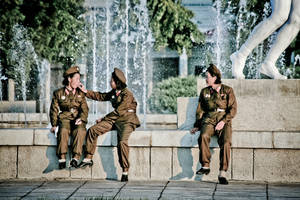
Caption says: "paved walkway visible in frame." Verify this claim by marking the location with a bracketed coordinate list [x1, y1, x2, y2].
[0, 180, 299, 200]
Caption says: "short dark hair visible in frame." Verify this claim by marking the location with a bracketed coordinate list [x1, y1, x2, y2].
[62, 72, 80, 86]
[207, 64, 222, 84]
[112, 72, 127, 90]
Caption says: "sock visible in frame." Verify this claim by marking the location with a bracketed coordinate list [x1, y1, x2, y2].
[83, 158, 91, 162]
[122, 172, 128, 175]
[58, 159, 66, 163]
[219, 170, 226, 177]
[202, 167, 210, 169]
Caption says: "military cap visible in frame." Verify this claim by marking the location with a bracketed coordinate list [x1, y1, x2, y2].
[63, 66, 80, 77]
[113, 68, 126, 84]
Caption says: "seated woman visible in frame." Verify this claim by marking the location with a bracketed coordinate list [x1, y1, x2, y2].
[50, 66, 89, 169]
[190, 64, 237, 184]
[78, 68, 140, 182]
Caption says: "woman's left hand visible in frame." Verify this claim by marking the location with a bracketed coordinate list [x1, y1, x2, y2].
[215, 120, 225, 131]
[75, 118, 82, 125]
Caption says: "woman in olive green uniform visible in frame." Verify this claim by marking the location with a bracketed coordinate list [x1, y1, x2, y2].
[78, 68, 140, 182]
[191, 64, 237, 185]
[50, 66, 89, 169]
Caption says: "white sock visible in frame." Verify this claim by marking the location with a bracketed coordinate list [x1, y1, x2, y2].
[122, 172, 128, 175]
[219, 170, 226, 177]
[58, 159, 66, 163]
[83, 158, 91, 162]
[202, 167, 210, 169]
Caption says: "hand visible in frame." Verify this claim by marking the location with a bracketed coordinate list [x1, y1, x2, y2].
[75, 118, 82, 125]
[50, 126, 57, 133]
[96, 118, 102, 123]
[215, 121, 225, 131]
[190, 127, 199, 134]
[78, 83, 87, 93]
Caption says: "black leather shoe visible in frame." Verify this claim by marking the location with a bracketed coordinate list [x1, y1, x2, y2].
[78, 160, 93, 168]
[70, 159, 79, 168]
[59, 162, 66, 169]
[121, 174, 128, 182]
[196, 168, 210, 175]
[218, 176, 228, 185]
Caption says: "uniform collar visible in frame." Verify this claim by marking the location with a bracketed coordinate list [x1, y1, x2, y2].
[65, 86, 76, 95]
[209, 84, 222, 94]
[115, 88, 126, 96]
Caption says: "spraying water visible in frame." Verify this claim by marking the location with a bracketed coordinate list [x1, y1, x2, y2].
[124, 0, 129, 79]
[84, 0, 152, 126]
[9, 25, 40, 126]
[106, 1, 110, 114]
[91, 8, 98, 116]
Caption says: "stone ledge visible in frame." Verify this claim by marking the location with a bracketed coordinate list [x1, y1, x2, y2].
[0, 101, 37, 113]
[1, 129, 300, 149]
[197, 79, 300, 97]
[177, 97, 300, 131]
[0, 129, 33, 145]
[273, 132, 300, 149]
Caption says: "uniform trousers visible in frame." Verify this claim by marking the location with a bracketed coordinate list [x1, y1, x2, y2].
[57, 119, 86, 158]
[86, 118, 135, 172]
[198, 112, 232, 171]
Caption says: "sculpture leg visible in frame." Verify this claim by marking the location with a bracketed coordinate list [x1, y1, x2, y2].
[260, 0, 300, 79]
[231, 0, 291, 79]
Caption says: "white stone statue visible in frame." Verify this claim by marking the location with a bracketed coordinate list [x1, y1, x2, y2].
[230, 0, 300, 79]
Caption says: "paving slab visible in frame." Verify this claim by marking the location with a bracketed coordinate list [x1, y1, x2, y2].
[115, 181, 167, 200]
[0, 181, 44, 199]
[160, 181, 215, 200]
[268, 184, 300, 198]
[214, 182, 267, 200]
[0, 180, 299, 200]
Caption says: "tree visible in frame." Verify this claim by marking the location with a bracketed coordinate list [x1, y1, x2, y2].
[147, 0, 205, 55]
[0, 0, 87, 75]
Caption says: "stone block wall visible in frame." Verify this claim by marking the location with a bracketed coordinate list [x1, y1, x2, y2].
[0, 128, 300, 182]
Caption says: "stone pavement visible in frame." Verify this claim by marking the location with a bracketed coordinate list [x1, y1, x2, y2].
[0, 180, 300, 200]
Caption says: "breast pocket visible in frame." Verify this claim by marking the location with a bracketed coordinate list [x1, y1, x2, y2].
[217, 94, 227, 108]
[59, 99, 69, 110]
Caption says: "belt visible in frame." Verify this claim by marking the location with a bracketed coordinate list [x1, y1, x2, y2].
[128, 109, 135, 113]
[216, 108, 225, 112]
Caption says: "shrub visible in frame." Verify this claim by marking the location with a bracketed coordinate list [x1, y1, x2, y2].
[148, 75, 197, 114]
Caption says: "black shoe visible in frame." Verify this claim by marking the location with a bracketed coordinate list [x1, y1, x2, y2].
[121, 174, 128, 182]
[78, 160, 93, 168]
[218, 176, 228, 185]
[59, 161, 66, 169]
[196, 168, 210, 175]
[70, 159, 79, 168]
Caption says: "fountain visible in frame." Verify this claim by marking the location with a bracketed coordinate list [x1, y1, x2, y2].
[0, 0, 295, 129]
[84, 0, 152, 128]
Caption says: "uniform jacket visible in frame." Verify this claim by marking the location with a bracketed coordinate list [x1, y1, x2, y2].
[50, 87, 89, 127]
[86, 88, 140, 127]
[194, 84, 237, 128]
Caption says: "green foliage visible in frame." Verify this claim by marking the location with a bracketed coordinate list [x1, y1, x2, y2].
[148, 76, 197, 113]
[147, 0, 205, 55]
[0, 0, 87, 73]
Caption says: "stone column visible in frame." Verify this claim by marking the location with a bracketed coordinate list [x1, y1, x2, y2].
[8, 79, 15, 102]
[179, 48, 188, 77]
[45, 63, 51, 119]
